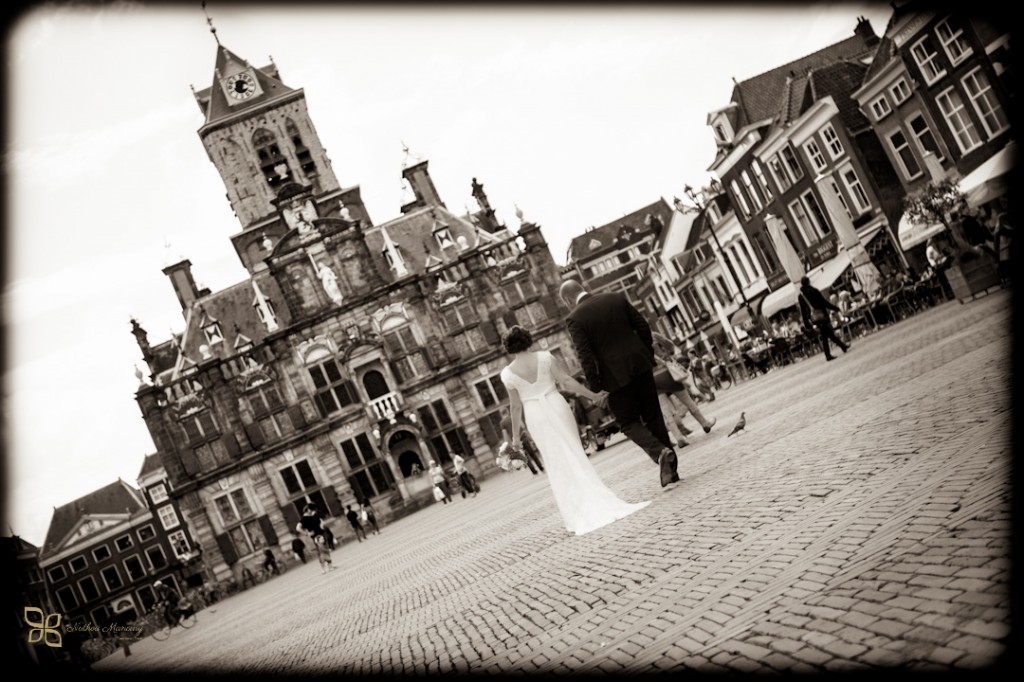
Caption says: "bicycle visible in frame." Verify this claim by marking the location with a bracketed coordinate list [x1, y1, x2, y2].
[151, 599, 197, 641]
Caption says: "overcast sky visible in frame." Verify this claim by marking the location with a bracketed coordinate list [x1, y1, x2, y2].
[3, 1, 895, 547]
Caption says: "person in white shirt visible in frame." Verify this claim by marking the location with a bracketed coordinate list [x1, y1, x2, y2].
[451, 453, 478, 498]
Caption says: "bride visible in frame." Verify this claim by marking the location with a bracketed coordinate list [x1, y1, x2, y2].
[500, 326, 650, 535]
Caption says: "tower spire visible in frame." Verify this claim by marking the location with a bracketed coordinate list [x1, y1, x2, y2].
[202, 1, 221, 46]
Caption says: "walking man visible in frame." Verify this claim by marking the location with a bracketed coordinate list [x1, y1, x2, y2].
[559, 279, 679, 487]
[346, 504, 368, 542]
[798, 276, 849, 361]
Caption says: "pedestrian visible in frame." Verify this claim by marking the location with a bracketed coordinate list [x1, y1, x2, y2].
[427, 460, 453, 503]
[499, 325, 649, 534]
[451, 452, 478, 498]
[295, 503, 334, 572]
[291, 535, 307, 564]
[323, 524, 335, 550]
[687, 349, 716, 401]
[499, 406, 544, 475]
[798, 276, 849, 361]
[312, 534, 334, 574]
[650, 333, 716, 447]
[346, 504, 367, 541]
[359, 499, 380, 535]
[559, 279, 680, 487]
[262, 548, 279, 575]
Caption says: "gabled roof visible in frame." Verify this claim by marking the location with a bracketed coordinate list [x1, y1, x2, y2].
[195, 45, 297, 125]
[157, 271, 289, 385]
[730, 33, 876, 128]
[363, 205, 493, 279]
[42, 480, 147, 557]
[137, 452, 163, 480]
[806, 61, 873, 131]
[566, 198, 673, 263]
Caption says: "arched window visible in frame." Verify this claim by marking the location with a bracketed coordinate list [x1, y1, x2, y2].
[362, 370, 390, 400]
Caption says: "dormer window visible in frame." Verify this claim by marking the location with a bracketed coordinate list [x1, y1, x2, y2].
[710, 113, 734, 145]
[382, 245, 407, 272]
[204, 322, 224, 345]
[434, 226, 455, 249]
[869, 95, 892, 121]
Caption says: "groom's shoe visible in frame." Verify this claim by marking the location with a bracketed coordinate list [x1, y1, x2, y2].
[658, 448, 677, 488]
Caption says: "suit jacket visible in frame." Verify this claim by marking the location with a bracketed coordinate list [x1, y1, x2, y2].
[798, 284, 839, 326]
[566, 291, 655, 393]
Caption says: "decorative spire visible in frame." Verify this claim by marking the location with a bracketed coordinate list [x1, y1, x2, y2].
[202, 1, 221, 46]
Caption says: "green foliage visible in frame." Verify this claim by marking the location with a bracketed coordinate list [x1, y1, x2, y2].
[902, 178, 968, 228]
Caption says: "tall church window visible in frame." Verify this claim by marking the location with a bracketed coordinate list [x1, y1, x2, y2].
[253, 128, 288, 188]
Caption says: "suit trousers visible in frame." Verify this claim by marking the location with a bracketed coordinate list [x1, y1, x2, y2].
[607, 371, 673, 464]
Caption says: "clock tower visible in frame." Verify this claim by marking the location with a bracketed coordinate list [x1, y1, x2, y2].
[193, 45, 343, 233]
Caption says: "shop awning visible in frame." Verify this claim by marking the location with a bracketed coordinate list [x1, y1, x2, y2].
[898, 212, 945, 251]
[761, 251, 852, 319]
[959, 139, 1015, 207]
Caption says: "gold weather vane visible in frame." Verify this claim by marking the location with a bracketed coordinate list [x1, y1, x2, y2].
[202, 1, 220, 46]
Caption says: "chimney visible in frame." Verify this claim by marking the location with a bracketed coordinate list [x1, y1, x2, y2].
[854, 16, 880, 46]
[162, 259, 201, 314]
[401, 160, 446, 214]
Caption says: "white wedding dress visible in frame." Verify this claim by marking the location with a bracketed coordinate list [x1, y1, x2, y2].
[500, 351, 650, 535]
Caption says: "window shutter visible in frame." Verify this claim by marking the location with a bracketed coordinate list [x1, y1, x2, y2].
[286, 405, 307, 430]
[389, 360, 406, 385]
[258, 515, 278, 547]
[480, 320, 500, 346]
[322, 485, 343, 517]
[222, 432, 241, 458]
[215, 533, 238, 566]
[456, 427, 475, 456]
[243, 422, 265, 450]
[479, 417, 499, 447]
[281, 503, 300, 533]
[540, 294, 560, 319]
[180, 449, 201, 476]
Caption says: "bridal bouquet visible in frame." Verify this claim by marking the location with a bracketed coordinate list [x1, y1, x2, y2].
[496, 441, 528, 472]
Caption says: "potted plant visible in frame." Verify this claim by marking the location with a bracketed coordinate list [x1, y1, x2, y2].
[903, 178, 1000, 302]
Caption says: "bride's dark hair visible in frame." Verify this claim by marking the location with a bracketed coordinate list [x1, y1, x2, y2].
[502, 326, 533, 354]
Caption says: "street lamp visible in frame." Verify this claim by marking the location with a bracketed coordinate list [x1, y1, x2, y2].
[682, 181, 757, 327]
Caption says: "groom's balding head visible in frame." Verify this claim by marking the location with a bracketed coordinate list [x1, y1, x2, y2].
[559, 279, 586, 307]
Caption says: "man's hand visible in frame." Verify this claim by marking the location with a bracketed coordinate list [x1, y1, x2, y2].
[594, 391, 610, 409]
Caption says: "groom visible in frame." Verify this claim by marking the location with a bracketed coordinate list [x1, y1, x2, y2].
[559, 279, 679, 487]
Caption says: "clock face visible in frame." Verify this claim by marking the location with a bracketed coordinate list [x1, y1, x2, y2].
[225, 72, 258, 101]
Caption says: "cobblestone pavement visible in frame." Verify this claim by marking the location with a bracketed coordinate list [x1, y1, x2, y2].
[96, 291, 1014, 676]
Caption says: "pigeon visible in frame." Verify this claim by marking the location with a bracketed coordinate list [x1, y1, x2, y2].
[727, 412, 746, 437]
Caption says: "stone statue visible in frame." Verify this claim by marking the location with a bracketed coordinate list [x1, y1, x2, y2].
[317, 262, 344, 304]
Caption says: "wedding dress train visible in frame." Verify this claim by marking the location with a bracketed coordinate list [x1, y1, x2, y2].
[501, 351, 650, 535]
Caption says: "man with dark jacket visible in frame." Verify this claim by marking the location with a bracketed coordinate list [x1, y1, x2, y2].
[560, 279, 678, 487]
[798, 276, 849, 361]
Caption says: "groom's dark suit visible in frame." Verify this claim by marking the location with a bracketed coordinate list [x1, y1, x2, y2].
[566, 291, 677, 479]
